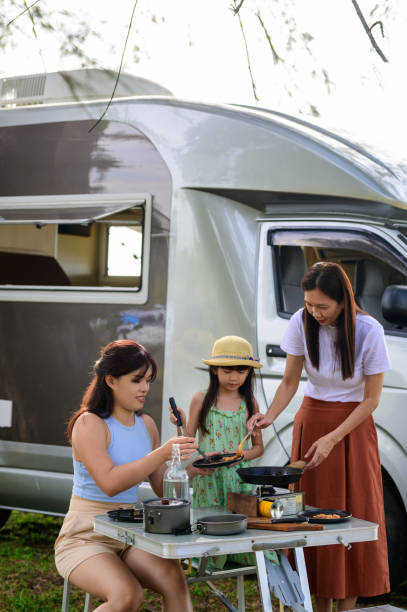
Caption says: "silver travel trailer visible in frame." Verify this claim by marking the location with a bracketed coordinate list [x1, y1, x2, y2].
[1, 70, 407, 586]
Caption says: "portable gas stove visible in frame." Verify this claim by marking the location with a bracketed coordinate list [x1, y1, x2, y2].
[229, 466, 306, 518]
[256, 485, 305, 517]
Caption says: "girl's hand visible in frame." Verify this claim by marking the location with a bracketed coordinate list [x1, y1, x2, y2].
[161, 436, 197, 462]
[304, 434, 336, 470]
[187, 464, 215, 478]
[247, 412, 273, 431]
[168, 404, 187, 428]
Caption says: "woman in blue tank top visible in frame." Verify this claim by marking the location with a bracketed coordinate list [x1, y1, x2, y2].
[55, 340, 197, 612]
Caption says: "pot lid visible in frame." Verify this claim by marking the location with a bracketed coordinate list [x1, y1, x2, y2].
[143, 497, 189, 507]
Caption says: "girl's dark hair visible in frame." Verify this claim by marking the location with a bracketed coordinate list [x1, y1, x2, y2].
[198, 366, 256, 435]
[67, 340, 157, 442]
[301, 262, 362, 379]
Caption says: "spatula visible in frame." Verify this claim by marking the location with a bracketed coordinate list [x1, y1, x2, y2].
[229, 426, 254, 460]
[169, 396, 207, 458]
[287, 460, 306, 470]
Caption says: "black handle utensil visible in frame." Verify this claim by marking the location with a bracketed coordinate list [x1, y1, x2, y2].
[169, 397, 207, 458]
[169, 397, 186, 436]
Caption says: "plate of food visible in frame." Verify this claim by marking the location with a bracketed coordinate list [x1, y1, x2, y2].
[192, 452, 244, 469]
[298, 509, 352, 524]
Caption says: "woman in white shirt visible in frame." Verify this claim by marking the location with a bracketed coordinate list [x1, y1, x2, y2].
[248, 261, 390, 612]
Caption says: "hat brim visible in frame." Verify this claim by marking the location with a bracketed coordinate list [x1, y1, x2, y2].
[202, 358, 262, 369]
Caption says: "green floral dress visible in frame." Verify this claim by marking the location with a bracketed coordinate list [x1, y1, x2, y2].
[192, 399, 256, 569]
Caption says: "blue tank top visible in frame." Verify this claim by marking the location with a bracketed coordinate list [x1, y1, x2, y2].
[72, 414, 153, 503]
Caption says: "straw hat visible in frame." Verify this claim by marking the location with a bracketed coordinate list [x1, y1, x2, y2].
[202, 336, 263, 369]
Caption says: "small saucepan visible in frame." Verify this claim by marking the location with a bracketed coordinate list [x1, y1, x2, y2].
[143, 498, 190, 534]
[196, 514, 247, 536]
[237, 466, 303, 488]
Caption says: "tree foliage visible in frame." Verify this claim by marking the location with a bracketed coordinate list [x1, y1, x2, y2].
[0, 0, 395, 117]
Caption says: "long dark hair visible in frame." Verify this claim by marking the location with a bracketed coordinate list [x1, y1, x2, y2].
[301, 262, 362, 379]
[67, 340, 157, 442]
[199, 366, 256, 436]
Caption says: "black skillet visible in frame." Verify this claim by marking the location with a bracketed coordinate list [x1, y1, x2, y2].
[237, 466, 303, 488]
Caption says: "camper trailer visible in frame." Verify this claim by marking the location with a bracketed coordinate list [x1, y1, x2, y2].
[1, 69, 407, 586]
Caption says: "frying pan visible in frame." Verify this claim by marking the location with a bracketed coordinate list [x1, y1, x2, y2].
[237, 466, 303, 488]
[196, 514, 247, 535]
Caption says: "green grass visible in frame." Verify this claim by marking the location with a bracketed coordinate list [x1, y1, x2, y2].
[0, 510, 406, 611]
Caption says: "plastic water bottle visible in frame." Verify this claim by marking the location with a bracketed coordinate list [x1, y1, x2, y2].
[163, 443, 189, 500]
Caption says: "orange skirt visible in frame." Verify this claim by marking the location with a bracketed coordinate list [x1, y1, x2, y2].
[291, 396, 390, 599]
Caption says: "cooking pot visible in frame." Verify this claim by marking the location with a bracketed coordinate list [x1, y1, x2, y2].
[237, 466, 303, 488]
[143, 498, 190, 534]
[196, 514, 247, 536]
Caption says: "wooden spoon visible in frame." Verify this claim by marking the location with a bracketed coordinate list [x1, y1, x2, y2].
[230, 427, 254, 460]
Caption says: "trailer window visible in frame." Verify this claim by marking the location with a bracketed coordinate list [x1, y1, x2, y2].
[269, 229, 407, 334]
[106, 227, 141, 277]
[0, 194, 151, 302]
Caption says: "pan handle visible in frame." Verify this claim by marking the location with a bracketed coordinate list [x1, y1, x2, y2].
[252, 538, 307, 551]
[195, 521, 206, 534]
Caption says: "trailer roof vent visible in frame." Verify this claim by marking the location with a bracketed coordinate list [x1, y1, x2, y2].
[0, 68, 172, 108]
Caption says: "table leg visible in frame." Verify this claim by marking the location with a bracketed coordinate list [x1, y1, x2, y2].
[237, 574, 245, 612]
[255, 551, 274, 611]
[293, 547, 312, 612]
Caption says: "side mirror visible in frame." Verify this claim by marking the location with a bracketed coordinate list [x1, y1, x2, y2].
[381, 285, 407, 326]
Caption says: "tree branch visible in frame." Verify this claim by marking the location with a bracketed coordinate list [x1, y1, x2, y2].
[7, 0, 42, 28]
[233, 0, 258, 102]
[24, 0, 38, 42]
[23, 0, 46, 71]
[89, 0, 140, 132]
[350, 0, 388, 62]
[255, 11, 282, 64]
[231, 0, 246, 15]
[370, 20, 384, 38]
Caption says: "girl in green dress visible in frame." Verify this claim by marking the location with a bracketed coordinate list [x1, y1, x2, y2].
[176, 335, 264, 569]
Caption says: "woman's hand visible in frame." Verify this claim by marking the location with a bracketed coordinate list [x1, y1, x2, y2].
[304, 434, 336, 470]
[161, 436, 197, 462]
[247, 412, 273, 431]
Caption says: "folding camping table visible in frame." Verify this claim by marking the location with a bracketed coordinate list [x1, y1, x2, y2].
[94, 506, 378, 612]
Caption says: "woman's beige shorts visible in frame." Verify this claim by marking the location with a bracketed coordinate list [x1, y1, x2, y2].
[55, 495, 134, 580]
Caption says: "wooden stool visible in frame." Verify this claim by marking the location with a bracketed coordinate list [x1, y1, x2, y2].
[61, 578, 91, 612]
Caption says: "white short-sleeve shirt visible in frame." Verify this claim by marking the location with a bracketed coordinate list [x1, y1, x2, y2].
[280, 309, 391, 402]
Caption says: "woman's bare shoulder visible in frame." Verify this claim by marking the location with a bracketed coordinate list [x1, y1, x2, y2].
[74, 411, 105, 430]
[72, 412, 109, 459]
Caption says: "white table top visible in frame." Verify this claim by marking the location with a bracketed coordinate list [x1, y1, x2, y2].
[94, 506, 378, 559]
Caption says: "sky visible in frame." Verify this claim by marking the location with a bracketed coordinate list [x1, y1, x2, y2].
[2, 0, 407, 155]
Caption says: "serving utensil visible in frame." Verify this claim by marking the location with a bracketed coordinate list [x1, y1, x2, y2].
[169, 397, 186, 437]
[287, 459, 306, 470]
[228, 426, 254, 461]
[169, 396, 208, 458]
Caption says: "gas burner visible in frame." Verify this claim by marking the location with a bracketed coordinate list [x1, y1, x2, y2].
[256, 485, 291, 498]
[256, 485, 276, 497]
